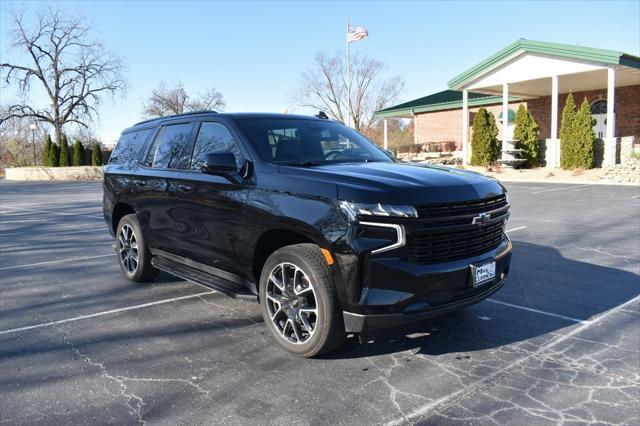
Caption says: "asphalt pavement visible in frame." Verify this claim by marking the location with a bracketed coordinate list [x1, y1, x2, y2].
[0, 180, 638, 425]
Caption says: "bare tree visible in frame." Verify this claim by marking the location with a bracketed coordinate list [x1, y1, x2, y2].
[293, 51, 404, 131]
[0, 108, 49, 169]
[0, 9, 126, 145]
[142, 81, 225, 118]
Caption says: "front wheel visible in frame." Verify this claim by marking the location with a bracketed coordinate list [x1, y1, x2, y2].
[259, 243, 346, 357]
[116, 214, 158, 282]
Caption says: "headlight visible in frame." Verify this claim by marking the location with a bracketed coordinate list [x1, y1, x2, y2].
[340, 201, 418, 222]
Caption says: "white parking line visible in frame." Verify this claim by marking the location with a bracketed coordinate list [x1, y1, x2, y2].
[0, 219, 56, 223]
[486, 298, 586, 323]
[387, 294, 640, 425]
[0, 291, 216, 336]
[505, 226, 527, 233]
[0, 254, 114, 271]
[531, 184, 592, 195]
[0, 205, 103, 219]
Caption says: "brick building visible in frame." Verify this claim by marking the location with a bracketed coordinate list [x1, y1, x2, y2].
[376, 39, 640, 167]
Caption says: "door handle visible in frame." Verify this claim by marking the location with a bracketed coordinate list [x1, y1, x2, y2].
[133, 179, 146, 187]
[178, 184, 193, 193]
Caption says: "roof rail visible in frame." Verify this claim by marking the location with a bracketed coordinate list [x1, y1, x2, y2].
[134, 110, 217, 126]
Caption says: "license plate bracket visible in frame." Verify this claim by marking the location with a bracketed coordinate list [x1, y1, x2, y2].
[471, 261, 496, 287]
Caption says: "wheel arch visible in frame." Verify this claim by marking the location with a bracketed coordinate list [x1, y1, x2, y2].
[111, 202, 135, 234]
[252, 227, 330, 285]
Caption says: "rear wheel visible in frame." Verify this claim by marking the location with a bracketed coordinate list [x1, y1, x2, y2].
[259, 243, 345, 357]
[116, 214, 158, 282]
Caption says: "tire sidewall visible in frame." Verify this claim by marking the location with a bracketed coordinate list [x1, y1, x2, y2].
[259, 245, 340, 357]
[116, 214, 153, 282]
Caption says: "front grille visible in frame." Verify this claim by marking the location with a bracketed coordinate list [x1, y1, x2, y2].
[416, 194, 507, 219]
[406, 195, 509, 264]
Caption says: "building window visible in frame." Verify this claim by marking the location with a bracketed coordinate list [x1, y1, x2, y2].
[590, 99, 607, 115]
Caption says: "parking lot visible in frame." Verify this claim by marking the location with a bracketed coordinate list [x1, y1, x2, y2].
[1, 179, 638, 425]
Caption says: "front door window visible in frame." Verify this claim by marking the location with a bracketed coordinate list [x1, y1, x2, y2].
[590, 100, 608, 139]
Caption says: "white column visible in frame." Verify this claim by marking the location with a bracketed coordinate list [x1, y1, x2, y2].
[383, 118, 388, 150]
[462, 89, 469, 166]
[501, 83, 509, 160]
[550, 75, 559, 168]
[413, 113, 418, 145]
[605, 67, 616, 166]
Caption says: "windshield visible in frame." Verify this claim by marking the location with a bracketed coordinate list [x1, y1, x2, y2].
[235, 118, 393, 166]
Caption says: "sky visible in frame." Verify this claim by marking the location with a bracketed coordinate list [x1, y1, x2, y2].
[1, 0, 639, 143]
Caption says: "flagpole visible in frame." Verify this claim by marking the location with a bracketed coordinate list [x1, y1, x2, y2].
[347, 17, 352, 128]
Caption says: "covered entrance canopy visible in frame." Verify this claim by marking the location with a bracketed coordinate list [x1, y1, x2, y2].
[448, 39, 640, 166]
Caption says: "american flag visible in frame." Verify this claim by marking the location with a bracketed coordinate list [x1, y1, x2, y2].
[347, 25, 368, 43]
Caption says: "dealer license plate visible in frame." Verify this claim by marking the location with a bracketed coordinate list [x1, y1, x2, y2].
[472, 261, 496, 287]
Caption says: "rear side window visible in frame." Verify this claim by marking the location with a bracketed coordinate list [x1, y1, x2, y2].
[190, 122, 242, 170]
[109, 129, 152, 165]
[146, 123, 193, 169]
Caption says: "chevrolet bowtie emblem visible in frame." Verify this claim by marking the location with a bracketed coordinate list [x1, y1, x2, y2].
[471, 212, 491, 225]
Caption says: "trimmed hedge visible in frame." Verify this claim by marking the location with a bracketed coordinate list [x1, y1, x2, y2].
[59, 134, 70, 167]
[513, 104, 540, 167]
[560, 92, 596, 169]
[73, 140, 86, 166]
[51, 142, 60, 167]
[470, 107, 500, 166]
[91, 143, 103, 166]
[42, 134, 53, 166]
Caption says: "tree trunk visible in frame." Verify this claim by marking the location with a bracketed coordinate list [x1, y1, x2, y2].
[54, 123, 63, 145]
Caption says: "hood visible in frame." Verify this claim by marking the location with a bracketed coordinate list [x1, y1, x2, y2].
[277, 162, 505, 205]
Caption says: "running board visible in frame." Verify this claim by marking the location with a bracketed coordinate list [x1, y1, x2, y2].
[151, 254, 257, 299]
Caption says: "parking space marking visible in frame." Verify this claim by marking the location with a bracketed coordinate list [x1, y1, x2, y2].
[0, 219, 60, 224]
[486, 298, 586, 323]
[0, 291, 216, 336]
[0, 206, 103, 219]
[0, 253, 114, 271]
[530, 184, 593, 195]
[1, 228, 108, 237]
[505, 226, 527, 233]
[387, 294, 640, 426]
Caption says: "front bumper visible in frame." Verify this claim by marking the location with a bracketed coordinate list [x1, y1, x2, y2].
[341, 236, 512, 333]
[343, 274, 507, 332]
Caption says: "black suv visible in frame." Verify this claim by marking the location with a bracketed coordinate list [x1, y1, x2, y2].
[103, 111, 512, 357]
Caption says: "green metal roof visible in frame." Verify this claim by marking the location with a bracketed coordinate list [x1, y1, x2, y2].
[448, 39, 640, 90]
[375, 90, 518, 118]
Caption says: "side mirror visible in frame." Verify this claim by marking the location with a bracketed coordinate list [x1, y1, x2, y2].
[201, 152, 239, 179]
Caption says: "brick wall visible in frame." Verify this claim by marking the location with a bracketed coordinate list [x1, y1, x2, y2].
[527, 84, 640, 139]
[414, 102, 524, 150]
[412, 84, 639, 149]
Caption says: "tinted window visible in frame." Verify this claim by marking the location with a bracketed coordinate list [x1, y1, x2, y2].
[109, 129, 152, 165]
[147, 123, 193, 169]
[191, 122, 242, 170]
[235, 119, 391, 165]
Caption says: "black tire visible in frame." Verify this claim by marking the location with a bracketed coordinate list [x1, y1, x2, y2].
[259, 243, 346, 357]
[116, 214, 158, 282]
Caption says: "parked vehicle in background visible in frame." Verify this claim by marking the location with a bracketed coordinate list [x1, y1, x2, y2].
[103, 110, 512, 357]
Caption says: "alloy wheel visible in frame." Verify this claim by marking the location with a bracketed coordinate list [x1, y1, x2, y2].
[266, 262, 319, 344]
[118, 224, 139, 274]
